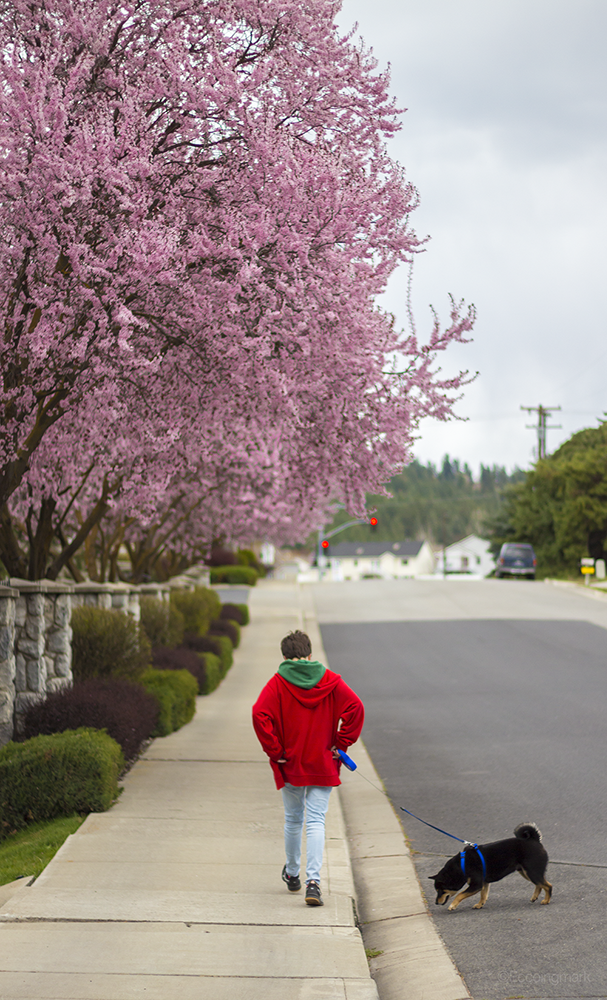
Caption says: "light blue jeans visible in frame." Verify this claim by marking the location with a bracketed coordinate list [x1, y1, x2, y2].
[281, 784, 332, 884]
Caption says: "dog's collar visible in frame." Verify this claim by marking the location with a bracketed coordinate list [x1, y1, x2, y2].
[460, 844, 487, 881]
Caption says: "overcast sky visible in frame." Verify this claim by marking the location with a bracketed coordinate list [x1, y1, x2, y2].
[337, 0, 607, 475]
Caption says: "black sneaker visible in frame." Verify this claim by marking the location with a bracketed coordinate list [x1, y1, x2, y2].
[305, 880, 323, 906]
[282, 865, 301, 891]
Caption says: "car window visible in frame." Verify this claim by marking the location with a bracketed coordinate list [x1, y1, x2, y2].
[503, 544, 534, 557]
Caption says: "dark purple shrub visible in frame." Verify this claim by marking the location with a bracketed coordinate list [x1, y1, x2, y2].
[182, 632, 222, 657]
[152, 646, 206, 694]
[206, 546, 238, 567]
[219, 603, 246, 626]
[19, 678, 159, 763]
[209, 617, 240, 648]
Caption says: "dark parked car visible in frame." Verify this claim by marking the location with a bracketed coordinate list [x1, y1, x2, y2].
[495, 543, 537, 580]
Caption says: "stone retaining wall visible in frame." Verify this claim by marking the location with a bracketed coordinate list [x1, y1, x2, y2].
[0, 567, 210, 745]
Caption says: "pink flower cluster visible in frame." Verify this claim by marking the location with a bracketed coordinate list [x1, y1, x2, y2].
[0, 0, 474, 580]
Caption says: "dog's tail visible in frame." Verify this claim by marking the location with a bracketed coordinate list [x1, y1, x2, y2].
[514, 822, 542, 841]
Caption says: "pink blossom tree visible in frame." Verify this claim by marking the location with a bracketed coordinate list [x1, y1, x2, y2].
[1, 0, 475, 580]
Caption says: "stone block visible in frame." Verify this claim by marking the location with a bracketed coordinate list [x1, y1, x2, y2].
[26, 593, 45, 618]
[46, 629, 71, 655]
[17, 636, 45, 658]
[0, 624, 14, 663]
[0, 596, 15, 626]
[53, 653, 72, 678]
[14, 690, 44, 719]
[55, 595, 72, 627]
[47, 677, 71, 694]
[15, 596, 27, 627]
[15, 653, 26, 691]
[26, 657, 47, 692]
[25, 615, 45, 640]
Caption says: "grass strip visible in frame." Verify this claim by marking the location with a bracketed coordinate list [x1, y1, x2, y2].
[0, 814, 85, 886]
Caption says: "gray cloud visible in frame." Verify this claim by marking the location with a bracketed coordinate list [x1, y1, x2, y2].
[338, 0, 607, 471]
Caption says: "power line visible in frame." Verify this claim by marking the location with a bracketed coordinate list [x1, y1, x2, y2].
[520, 404, 562, 459]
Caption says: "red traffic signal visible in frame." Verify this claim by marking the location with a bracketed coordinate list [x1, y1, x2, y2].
[321, 539, 330, 549]
[369, 517, 378, 527]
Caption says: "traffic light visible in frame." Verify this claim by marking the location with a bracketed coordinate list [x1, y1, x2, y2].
[321, 539, 330, 552]
[369, 516, 378, 532]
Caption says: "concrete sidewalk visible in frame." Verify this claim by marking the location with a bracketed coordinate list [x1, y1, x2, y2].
[0, 581, 468, 1000]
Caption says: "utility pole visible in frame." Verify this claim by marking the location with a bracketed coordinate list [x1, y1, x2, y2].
[521, 404, 562, 460]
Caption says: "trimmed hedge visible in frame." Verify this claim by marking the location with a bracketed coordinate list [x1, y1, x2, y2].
[210, 566, 257, 586]
[71, 605, 151, 681]
[170, 587, 221, 637]
[207, 632, 233, 674]
[220, 602, 249, 626]
[140, 596, 185, 650]
[209, 617, 240, 648]
[18, 678, 159, 764]
[236, 549, 266, 577]
[152, 646, 206, 694]
[182, 632, 221, 657]
[139, 668, 197, 737]
[0, 729, 123, 839]
[201, 652, 223, 694]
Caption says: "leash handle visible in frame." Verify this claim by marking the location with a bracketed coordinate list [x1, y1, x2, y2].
[336, 748, 357, 771]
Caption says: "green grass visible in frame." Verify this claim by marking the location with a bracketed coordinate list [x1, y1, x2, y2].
[0, 814, 85, 886]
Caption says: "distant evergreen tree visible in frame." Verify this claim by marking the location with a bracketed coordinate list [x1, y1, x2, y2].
[319, 458, 525, 548]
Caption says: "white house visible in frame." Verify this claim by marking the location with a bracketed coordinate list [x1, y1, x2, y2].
[435, 534, 495, 577]
[323, 540, 436, 581]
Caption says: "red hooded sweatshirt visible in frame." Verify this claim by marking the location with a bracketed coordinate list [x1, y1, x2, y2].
[252, 667, 364, 790]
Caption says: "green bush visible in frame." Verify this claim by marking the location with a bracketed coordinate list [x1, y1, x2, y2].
[170, 586, 221, 637]
[236, 549, 266, 576]
[140, 596, 185, 649]
[0, 729, 123, 839]
[210, 566, 257, 586]
[210, 617, 240, 648]
[201, 652, 223, 694]
[71, 605, 151, 681]
[220, 602, 249, 626]
[139, 668, 197, 737]
[209, 633, 233, 675]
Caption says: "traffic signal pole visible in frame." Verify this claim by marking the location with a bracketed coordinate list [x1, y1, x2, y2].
[317, 517, 378, 579]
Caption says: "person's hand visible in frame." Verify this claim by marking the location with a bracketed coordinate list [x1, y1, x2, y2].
[331, 746, 341, 759]
[277, 758, 287, 763]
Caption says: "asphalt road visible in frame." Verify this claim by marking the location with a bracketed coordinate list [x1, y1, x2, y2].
[315, 579, 607, 1000]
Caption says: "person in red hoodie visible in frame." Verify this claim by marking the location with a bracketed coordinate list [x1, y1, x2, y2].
[252, 629, 364, 906]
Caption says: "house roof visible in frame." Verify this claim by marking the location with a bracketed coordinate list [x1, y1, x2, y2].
[329, 541, 424, 558]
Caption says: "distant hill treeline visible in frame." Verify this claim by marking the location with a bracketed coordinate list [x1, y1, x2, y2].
[319, 457, 525, 548]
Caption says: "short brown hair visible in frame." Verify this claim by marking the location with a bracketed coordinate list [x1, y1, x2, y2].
[281, 630, 312, 659]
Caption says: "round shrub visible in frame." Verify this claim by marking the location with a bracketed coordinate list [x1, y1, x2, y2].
[140, 596, 185, 650]
[18, 678, 159, 764]
[210, 566, 257, 586]
[201, 652, 223, 694]
[219, 603, 249, 626]
[209, 617, 240, 648]
[152, 646, 206, 694]
[0, 729, 123, 837]
[236, 549, 266, 577]
[71, 606, 151, 681]
[140, 668, 197, 736]
[207, 546, 238, 567]
[170, 586, 221, 637]
[182, 632, 222, 656]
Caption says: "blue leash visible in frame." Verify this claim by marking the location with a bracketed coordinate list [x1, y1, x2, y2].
[337, 751, 487, 880]
[400, 805, 486, 878]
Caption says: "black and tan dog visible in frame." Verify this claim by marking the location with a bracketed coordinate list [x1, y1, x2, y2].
[429, 823, 552, 911]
